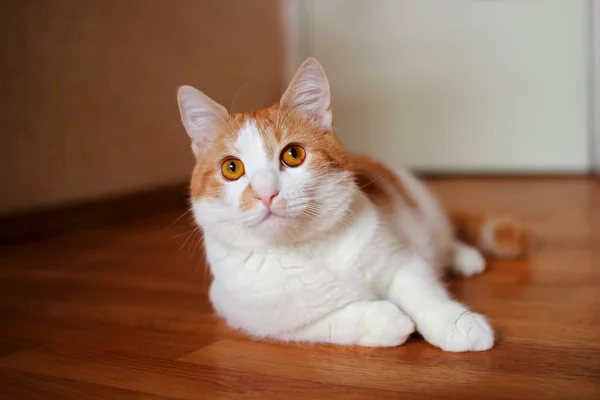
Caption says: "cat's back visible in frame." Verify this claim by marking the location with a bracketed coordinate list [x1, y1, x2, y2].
[351, 154, 421, 216]
[351, 154, 454, 266]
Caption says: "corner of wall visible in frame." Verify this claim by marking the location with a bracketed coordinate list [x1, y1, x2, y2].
[591, 0, 600, 173]
[281, 0, 310, 86]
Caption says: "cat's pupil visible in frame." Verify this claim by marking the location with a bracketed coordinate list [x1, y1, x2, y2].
[289, 148, 297, 158]
[228, 162, 236, 172]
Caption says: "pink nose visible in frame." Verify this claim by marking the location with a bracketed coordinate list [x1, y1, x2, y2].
[255, 192, 279, 208]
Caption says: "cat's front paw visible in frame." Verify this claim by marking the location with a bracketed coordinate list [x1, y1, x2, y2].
[356, 301, 415, 347]
[431, 311, 494, 352]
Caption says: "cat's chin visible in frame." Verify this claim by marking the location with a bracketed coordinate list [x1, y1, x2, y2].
[246, 211, 312, 243]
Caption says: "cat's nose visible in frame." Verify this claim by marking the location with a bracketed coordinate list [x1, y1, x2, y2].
[254, 191, 279, 208]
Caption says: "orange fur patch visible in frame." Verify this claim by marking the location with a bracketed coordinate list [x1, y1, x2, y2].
[451, 212, 531, 259]
[494, 222, 518, 245]
[239, 184, 256, 212]
[489, 219, 531, 257]
[351, 155, 418, 209]
[275, 108, 349, 174]
[190, 162, 223, 199]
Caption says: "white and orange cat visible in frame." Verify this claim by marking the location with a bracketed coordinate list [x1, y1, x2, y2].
[177, 57, 529, 352]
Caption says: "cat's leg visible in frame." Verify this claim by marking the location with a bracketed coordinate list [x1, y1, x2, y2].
[285, 300, 415, 347]
[449, 241, 486, 277]
[387, 255, 494, 352]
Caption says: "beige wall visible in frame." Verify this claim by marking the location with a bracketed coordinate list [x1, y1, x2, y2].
[304, 0, 589, 173]
[0, 0, 284, 214]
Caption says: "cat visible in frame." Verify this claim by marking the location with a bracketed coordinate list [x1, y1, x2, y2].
[176, 57, 530, 352]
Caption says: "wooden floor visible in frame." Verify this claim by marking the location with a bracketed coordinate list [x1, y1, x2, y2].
[1, 178, 599, 399]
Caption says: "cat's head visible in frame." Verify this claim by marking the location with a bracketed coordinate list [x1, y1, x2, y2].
[177, 57, 356, 248]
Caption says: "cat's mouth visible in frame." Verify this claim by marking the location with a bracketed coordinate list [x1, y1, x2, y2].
[255, 209, 290, 227]
[260, 210, 280, 223]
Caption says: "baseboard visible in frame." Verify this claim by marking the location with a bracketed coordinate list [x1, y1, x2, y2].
[0, 183, 189, 245]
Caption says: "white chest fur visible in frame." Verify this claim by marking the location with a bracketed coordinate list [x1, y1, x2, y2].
[201, 193, 397, 336]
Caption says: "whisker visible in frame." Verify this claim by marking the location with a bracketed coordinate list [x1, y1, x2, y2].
[167, 228, 197, 241]
[166, 122, 185, 131]
[359, 174, 385, 190]
[177, 228, 199, 253]
[188, 229, 202, 260]
[163, 208, 193, 234]
[230, 78, 250, 114]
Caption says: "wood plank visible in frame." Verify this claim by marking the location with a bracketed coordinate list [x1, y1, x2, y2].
[0, 369, 176, 399]
[179, 339, 600, 399]
[0, 318, 216, 360]
[0, 337, 40, 358]
[0, 345, 409, 400]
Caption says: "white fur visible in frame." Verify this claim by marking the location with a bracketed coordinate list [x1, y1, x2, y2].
[192, 122, 494, 352]
[451, 241, 486, 277]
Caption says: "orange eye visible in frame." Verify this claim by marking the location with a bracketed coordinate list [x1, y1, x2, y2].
[220, 158, 245, 181]
[281, 144, 306, 168]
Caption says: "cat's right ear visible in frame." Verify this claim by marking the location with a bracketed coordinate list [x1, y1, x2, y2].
[177, 85, 229, 158]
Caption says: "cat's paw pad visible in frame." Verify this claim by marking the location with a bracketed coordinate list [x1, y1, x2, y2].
[439, 311, 494, 352]
[357, 301, 415, 347]
[453, 244, 486, 277]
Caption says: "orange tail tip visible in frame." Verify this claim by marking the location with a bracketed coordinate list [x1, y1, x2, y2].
[452, 213, 532, 259]
[479, 216, 532, 259]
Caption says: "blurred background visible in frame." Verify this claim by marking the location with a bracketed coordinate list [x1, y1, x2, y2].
[0, 0, 597, 226]
[1, 2, 599, 395]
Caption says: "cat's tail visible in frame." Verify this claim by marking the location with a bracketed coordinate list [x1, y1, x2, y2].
[449, 212, 532, 259]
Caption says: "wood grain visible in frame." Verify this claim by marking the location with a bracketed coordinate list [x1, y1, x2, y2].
[1, 178, 599, 399]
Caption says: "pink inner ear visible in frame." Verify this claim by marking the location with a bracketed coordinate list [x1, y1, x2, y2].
[285, 82, 331, 128]
[281, 58, 332, 129]
[295, 85, 323, 108]
[178, 85, 229, 157]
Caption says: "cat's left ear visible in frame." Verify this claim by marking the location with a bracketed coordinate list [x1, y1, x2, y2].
[280, 57, 332, 129]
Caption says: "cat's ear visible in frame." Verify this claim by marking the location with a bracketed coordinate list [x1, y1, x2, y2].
[177, 85, 229, 158]
[280, 57, 332, 129]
